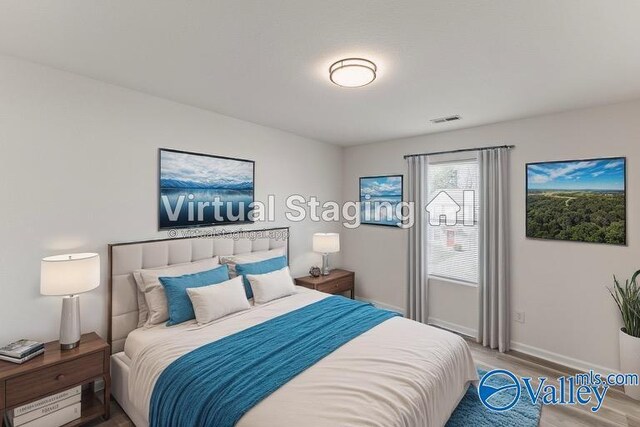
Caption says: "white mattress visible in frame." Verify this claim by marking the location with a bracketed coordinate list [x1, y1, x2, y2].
[111, 353, 148, 427]
[125, 290, 478, 427]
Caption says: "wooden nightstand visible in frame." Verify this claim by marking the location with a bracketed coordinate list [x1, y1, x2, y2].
[0, 333, 110, 426]
[295, 269, 355, 299]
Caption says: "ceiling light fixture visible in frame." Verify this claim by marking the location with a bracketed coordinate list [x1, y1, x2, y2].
[329, 58, 377, 88]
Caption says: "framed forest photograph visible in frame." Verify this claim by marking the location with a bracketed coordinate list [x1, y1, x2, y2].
[526, 157, 626, 245]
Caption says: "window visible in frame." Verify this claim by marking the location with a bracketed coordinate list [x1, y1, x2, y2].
[427, 159, 479, 284]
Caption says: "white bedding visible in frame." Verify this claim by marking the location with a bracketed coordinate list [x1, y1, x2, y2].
[127, 290, 478, 427]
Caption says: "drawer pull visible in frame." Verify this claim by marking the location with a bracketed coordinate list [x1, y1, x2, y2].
[56, 374, 65, 381]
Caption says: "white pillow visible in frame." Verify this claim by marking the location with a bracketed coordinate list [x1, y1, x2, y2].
[246, 266, 296, 305]
[220, 248, 286, 277]
[130, 281, 150, 329]
[186, 276, 250, 324]
[133, 257, 220, 326]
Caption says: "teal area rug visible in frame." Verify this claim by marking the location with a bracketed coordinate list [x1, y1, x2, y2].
[446, 369, 542, 427]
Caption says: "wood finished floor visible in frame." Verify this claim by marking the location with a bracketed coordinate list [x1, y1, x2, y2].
[95, 338, 640, 427]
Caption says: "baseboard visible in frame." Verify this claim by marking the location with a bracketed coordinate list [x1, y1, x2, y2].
[510, 341, 618, 376]
[355, 297, 618, 376]
[427, 317, 478, 339]
[356, 298, 478, 338]
[356, 297, 405, 315]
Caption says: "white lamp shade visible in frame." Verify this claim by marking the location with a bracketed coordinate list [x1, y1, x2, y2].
[313, 233, 340, 253]
[41, 253, 100, 296]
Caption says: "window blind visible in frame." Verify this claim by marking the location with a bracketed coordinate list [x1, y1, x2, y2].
[427, 160, 479, 284]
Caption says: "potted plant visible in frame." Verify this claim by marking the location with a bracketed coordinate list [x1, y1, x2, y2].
[609, 269, 640, 400]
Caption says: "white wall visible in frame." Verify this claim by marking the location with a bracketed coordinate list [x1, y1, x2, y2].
[0, 55, 343, 346]
[343, 100, 640, 372]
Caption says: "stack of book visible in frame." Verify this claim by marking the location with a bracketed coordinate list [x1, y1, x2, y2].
[0, 340, 44, 364]
[3, 385, 82, 427]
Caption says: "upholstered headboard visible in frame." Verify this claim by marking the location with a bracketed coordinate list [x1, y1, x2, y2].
[108, 227, 289, 354]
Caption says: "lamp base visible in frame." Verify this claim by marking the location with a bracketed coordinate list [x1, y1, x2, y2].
[60, 295, 81, 350]
[60, 341, 79, 350]
[321, 253, 331, 276]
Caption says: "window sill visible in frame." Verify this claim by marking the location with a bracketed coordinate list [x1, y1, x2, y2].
[428, 275, 479, 288]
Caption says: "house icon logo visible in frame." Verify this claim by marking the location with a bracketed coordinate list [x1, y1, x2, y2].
[425, 191, 460, 226]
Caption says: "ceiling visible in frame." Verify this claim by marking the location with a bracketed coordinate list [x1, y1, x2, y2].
[1, 1, 639, 146]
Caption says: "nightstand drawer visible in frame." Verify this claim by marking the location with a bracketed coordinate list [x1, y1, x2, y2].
[317, 277, 353, 294]
[6, 352, 103, 407]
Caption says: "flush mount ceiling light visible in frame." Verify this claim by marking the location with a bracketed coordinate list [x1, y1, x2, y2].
[329, 58, 377, 88]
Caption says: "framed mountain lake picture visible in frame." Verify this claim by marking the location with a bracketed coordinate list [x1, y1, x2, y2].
[359, 175, 403, 227]
[526, 157, 626, 245]
[159, 148, 255, 229]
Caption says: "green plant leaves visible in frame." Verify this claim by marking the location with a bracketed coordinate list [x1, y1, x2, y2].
[609, 270, 640, 338]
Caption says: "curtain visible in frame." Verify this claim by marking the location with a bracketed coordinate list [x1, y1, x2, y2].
[478, 148, 510, 352]
[406, 156, 429, 323]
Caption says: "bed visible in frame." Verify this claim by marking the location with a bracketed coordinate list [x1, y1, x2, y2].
[108, 227, 478, 427]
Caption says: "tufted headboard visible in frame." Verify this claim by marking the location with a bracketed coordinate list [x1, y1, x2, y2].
[108, 227, 289, 354]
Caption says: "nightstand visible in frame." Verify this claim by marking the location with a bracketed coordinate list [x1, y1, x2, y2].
[0, 332, 110, 426]
[295, 269, 355, 299]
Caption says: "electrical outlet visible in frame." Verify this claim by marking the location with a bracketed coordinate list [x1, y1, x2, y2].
[513, 311, 525, 324]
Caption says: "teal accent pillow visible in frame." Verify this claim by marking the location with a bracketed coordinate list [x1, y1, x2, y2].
[159, 265, 230, 326]
[235, 256, 288, 299]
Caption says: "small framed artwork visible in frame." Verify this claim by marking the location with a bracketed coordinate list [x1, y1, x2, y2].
[359, 175, 404, 227]
[159, 148, 255, 229]
[526, 157, 626, 245]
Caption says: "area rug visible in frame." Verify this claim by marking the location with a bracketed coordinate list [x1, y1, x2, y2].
[446, 369, 542, 427]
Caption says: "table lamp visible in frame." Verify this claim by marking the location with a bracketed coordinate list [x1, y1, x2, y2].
[41, 253, 100, 349]
[313, 233, 340, 276]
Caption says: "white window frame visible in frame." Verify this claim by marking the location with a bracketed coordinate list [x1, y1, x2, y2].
[426, 155, 480, 286]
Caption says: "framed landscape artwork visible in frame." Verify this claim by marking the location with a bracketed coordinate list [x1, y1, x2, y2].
[360, 175, 403, 227]
[159, 148, 255, 229]
[526, 157, 626, 245]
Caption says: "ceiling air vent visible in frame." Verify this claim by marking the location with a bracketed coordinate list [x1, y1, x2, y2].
[430, 115, 461, 124]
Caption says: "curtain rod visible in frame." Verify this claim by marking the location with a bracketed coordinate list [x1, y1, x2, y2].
[403, 144, 515, 159]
